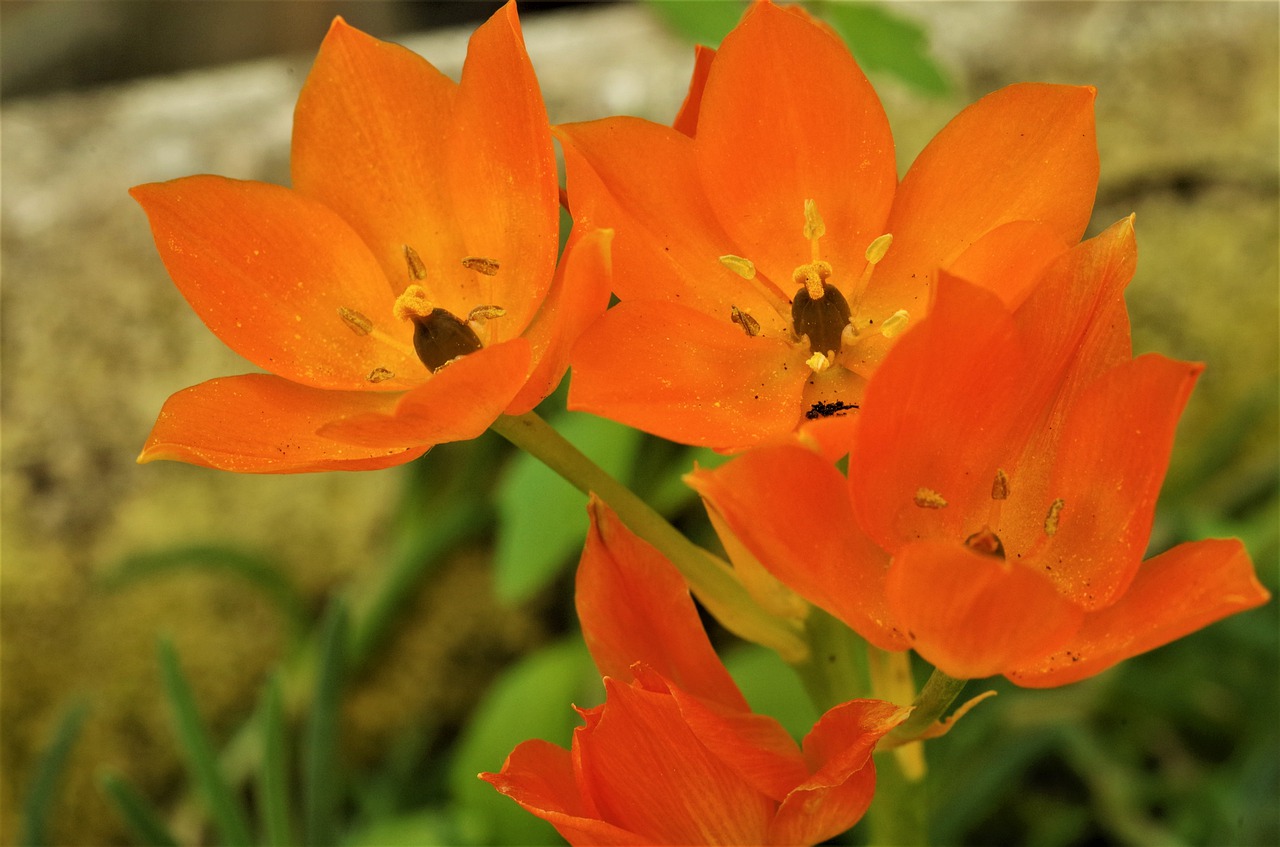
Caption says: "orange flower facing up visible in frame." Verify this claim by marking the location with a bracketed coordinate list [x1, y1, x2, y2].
[559, 0, 1098, 452]
[482, 500, 907, 845]
[132, 3, 608, 472]
[691, 219, 1270, 685]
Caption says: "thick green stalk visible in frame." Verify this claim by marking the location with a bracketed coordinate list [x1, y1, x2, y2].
[490, 412, 806, 661]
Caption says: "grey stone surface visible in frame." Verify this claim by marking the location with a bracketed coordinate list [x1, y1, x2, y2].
[1, 2, 1276, 841]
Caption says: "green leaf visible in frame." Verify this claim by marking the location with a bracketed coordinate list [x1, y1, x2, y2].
[645, 0, 748, 47]
[495, 411, 644, 603]
[157, 639, 254, 847]
[448, 639, 597, 846]
[19, 700, 88, 847]
[304, 601, 349, 847]
[99, 772, 181, 847]
[817, 2, 950, 96]
[101, 545, 308, 638]
[723, 644, 818, 740]
[258, 673, 293, 847]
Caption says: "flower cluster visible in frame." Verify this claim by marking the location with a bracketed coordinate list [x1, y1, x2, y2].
[132, 1, 1268, 843]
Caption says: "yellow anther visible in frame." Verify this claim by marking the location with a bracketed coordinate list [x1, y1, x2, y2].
[393, 284, 433, 321]
[805, 351, 831, 373]
[730, 305, 761, 337]
[338, 307, 373, 336]
[803, 198, 826, 241]
[366, 367, 394, 383]
[404, 245, 427, 281]
[914, 488, 948, 509]
[991, 469, 1010, 501]
[1044, 498, 1065, 536]
[880, 309, 910, 339]
[793, 261, 832, 301]
[467, 305, 506, 322]
[719, 254, 757, 280]
[461, 256, 500, 276]
[864, 233, 893, 265]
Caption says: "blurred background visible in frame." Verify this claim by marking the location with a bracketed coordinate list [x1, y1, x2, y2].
[2, 1, 1277, 845]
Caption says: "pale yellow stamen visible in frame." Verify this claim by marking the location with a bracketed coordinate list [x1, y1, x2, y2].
[719, 255, 757, 280]
[461, 256, 500, 276]
[803, 199, 826, 263]
[404, 245, 427, 281]
[914, 488, 948, 509]
[338, 307, 373, 336]
[880, 309, 910, 339]
[991, 469, 1010, 500]
[805, 351, 831, 373]
[393, 284, 433, 321]
[1044, 498, 1065, 536]
[730, 305, 761, 337]
[366, 367, 394, 383]
[467, 305, 506, 322]
[864, 233, 893, 265]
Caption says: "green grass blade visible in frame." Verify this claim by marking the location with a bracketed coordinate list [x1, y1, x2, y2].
[304, 601, 348, 847]
[157, 638, 254, 847]
[18, 700, 88, 847]
[259, 673, 294, 846]
[99, 772, 180, 847]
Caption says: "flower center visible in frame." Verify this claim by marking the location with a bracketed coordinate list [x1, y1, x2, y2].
[913, 468, 1067, 561]
[392, 246, 505, 373]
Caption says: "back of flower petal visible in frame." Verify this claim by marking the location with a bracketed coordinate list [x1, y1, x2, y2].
[672, 44, 717, 137]
[1007, 539, 1270, 687]
[577, 499, 749, 712]
[131, 176, 422, 392]
[139, 374, 426, 473]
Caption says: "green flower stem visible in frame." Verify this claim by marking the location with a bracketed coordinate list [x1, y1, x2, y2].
[491, 412, 806, 660]
[789, 607, 873, 709]
[869, 753, 929, 847]
[884, 667, 967, 747]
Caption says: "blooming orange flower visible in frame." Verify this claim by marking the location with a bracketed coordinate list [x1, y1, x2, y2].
[132, 4, 608, 472]
[559, 0, 1098, 452]
[482, 500, 907, 844]
[690, 220, 1270, 684]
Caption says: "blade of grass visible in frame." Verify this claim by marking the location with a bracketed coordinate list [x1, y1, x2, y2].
[157, 638, 254, 847]
[18, 700, 88, 847]
[99, 772, 180, 847]
[259, 673, 293, 846]
[304, 601, 348, 847]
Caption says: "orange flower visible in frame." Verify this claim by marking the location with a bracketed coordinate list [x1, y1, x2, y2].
[690, 220, 1270, 685]
[482, 500, 907, 845]
[132, 4, 608, 473]
[559, 0, 1098, 452]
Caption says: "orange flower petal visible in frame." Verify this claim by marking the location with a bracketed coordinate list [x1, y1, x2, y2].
[886, 541, 1084, 680]
[689, 445, 907, 651]
[849, 277, 1031, 550]
[1007, 539, 1271, 688]
[556, 120, 784, 328]
[1014, 354, 1203, 609]
[481, 739, 651, 846]
[139, 374, 426, 473]
[318, 338, 531, 448]
[866, 83, 1098, 319]
[770, 699, 907, 846]
[290, 18, 464, 302]
[131, 176, 422, 391]
[576, 499, 749, 712]
[672, 45, 716, 137]
[568, 300, 811, 450]
[443, 0, 558, 335]
[507, 225, 614, 416]
[695, 0, 896, 289]
[659, 676, 808, 802]
[576, 678, 774, 845]
[945, 220, 1072, 309]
